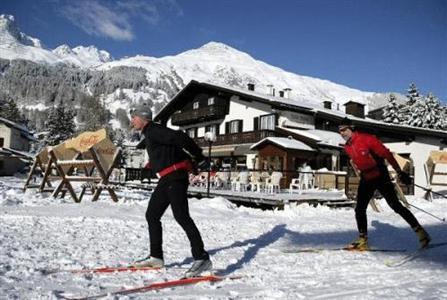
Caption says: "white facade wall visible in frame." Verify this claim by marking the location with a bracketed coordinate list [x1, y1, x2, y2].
[0, 124, 12, 148]
[0, 124, 29, 151]
[386, 136, 446, 197]
[220, 96, 272, 133]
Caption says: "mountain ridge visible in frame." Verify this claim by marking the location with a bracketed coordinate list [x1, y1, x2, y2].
[0, 14, 400, 131]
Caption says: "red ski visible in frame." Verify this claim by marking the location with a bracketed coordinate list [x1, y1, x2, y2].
[42, 265, 162, 275]
[64, 275, 241, 300]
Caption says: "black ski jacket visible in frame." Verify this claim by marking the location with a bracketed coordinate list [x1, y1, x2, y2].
[141, 121, 205, 176]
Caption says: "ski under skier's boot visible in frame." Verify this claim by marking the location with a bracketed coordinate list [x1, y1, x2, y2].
[414, 226, 431, 248]
[184, 259, 212, 278]
[132, 256, 164, 268]
[345, 235, 369, 251]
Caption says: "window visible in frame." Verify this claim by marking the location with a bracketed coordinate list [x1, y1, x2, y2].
[260, 114, 276, 130]
[186, 128, 197, 138]
[226, 120, 242, 134]
[208, 97, 215, 105]
[0, 138, 3, 148]
[193, 102, 199, 110]
[205, 124, 219, 135]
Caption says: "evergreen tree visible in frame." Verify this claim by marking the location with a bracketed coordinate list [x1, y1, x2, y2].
[46, 105, 76, 145]
[0, 99, 24, 123]
[423, 93, 447, 130]
[406, 93, 447, 130]
[406, 83, 420, 105]
[115, 108, 130, 129]
[77, 96, 111, 132]
[382, 94, 402, 124]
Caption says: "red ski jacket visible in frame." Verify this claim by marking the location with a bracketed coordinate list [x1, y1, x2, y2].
[344, 131, 400, 181]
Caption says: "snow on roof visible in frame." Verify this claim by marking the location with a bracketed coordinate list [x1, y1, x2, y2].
[0, 117, 30, 133]
[197, 80, 319, 110]
[278, 126, 345, 147]
[314, 106, 447, 137]
[251, 137, 315, 151]
[0, 117, 37, 141]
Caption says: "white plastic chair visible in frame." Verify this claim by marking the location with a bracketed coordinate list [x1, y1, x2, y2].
[300, 171, 314, 190]
[266, 172, 282, 194]
[214, 171, 229, 189]
[232, 171, 249, 192]
[289, 178, 301, 194]
[249, 171, 264, 192]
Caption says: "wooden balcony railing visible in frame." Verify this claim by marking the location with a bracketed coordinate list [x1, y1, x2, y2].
[171, 105, 228, 126]
[195, 130, 278, 147]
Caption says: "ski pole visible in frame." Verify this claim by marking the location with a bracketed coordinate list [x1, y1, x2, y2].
[414, 183, 447, 200]
[407, 202, 446, 222]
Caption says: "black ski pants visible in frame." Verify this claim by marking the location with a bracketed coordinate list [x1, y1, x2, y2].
[145, 176, 209, 260]
[355, 175, 420, 235]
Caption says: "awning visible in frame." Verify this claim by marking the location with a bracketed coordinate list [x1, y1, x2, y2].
[234, 144, 257, 156]
[201, 144, 256, 157]
[203, 145, 236, 157]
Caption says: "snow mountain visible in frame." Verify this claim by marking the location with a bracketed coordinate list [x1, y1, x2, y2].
[52, 44, 113, 67]
[0, 14, 112, 67]
[0, 14, 396, 130]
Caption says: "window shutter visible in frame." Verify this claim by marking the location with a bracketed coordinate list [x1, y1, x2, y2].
[238, 120, 243, 133]
[253, 117, 259, 131]
[225, 122, 230, 134]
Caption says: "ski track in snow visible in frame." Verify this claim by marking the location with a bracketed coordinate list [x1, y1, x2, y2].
[1, 176, 447, 299]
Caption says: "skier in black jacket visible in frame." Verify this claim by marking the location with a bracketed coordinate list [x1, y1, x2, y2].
[130, 103, 212, 278]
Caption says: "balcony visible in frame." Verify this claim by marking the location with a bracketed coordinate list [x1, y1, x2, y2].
[195, 130, 278, 147]
[171, 105, 228, 126]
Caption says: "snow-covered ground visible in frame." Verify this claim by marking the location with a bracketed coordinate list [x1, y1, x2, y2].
[1, 175, 446, 299]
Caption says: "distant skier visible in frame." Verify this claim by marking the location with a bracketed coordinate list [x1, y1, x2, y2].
[338, 117, 430, 250]
[129, 103, 212, 278]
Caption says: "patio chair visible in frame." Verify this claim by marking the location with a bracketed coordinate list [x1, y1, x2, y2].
[289, 177, 302, 194]
[249, 171, 264, 192]
[266, 171, 283, 194]
[231, 171, 249, 192]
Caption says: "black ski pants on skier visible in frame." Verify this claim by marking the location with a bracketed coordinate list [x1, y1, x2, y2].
[145, 174, 209, 261]
[355, 174, 420, 235]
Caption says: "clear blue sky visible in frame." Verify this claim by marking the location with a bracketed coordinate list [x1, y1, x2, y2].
[2, 0, 446, 102]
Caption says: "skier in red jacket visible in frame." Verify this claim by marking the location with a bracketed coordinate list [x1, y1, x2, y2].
[339, 118, 430, 250]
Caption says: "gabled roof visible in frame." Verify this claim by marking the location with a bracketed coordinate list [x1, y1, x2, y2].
[278, 126, 345, 148]
[0, 117, 37, 141]
[154, 80, 316, 123]
[251, 137, 315, 151]
[155, 80, 447, 140]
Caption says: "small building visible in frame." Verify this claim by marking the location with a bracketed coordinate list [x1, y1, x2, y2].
[0, 117, 36, 175]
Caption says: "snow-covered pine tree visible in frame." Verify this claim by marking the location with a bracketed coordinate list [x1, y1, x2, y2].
[382, 94, 402, 124]
[423, 93, 447, 130]
[406, 93, 447, 130]
[406, 83, 420, 105]
[46, 105, 76, 146]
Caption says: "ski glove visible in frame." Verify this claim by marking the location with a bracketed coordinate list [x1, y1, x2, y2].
[398, 171, 412, 185]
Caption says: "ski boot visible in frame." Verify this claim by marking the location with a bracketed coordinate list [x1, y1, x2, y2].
[132, 256, 164, 268]
[414, 226, 431, 248]
[345, 235, 369, 251]
[184, 259, 213, 278]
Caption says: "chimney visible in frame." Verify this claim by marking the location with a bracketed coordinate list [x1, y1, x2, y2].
[344, 100, 365, 118]
[323, 100, 332, 110]
[266, 84, 275, 96]
[283, 88, 292, 98]
[247, 83, 255, 91]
